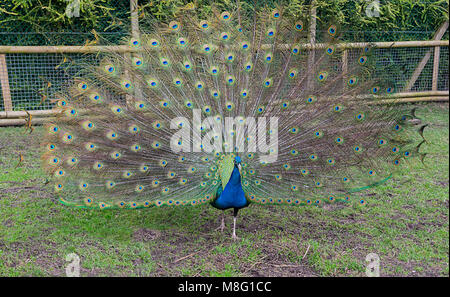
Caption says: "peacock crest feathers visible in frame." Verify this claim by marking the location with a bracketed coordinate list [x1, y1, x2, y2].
[42, 3, 424, 210]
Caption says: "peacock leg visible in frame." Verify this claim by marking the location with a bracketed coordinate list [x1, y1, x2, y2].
[232, 208, 240, 240]
[215, 211, 225, 232]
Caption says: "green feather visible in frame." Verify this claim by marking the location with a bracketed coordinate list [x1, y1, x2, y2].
[42, 4, 426, 213]
[218, 154, 234, 190]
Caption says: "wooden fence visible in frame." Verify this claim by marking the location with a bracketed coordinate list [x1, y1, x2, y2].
[0, 0, 448, 126]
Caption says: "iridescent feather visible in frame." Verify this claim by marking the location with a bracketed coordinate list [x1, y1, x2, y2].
[41, 3, 425, 239]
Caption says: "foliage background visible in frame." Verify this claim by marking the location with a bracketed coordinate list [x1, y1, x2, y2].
[0, 0, 448, 46]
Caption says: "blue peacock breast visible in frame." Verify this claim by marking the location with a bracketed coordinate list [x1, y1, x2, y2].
[211, 166, 248, 210]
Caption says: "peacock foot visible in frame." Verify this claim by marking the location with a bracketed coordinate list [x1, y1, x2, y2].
[215, 222, 225, 232]
[215, 212, 225, 232]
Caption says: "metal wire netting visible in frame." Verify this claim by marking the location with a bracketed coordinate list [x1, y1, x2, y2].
[0, 53, 99, 111]
[0, 44, 448, 112]
[438, 46, 449, 91]
[374, 46, 448, 92]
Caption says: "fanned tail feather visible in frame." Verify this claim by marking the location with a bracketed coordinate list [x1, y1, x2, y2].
[41, 3, 426, 209]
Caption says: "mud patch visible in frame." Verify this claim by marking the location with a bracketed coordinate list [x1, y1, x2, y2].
[133, 228, 161, 242]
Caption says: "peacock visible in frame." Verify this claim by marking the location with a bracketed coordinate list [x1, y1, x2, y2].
[41, 2, 426, 240]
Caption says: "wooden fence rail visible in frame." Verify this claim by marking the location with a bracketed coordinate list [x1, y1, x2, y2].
[0, 40, 448, 54]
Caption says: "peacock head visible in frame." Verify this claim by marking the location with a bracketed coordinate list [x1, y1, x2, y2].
[234, 155, 242, 172]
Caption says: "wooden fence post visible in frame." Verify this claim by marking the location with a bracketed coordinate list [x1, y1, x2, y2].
[307, 1, 317, 91]
[126, 0, 142, 106]
[405, 21, 448, 91]
[342, 49, 348, 88]
[130, 0, 139, 38]
[0, 54, 13, 112]
[432, 45, 441, 91]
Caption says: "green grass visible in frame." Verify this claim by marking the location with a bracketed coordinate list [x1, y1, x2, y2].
[0, 103, 448, 276]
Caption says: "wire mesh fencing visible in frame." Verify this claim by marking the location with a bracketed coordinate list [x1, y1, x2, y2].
[0, 53, 97, 111]
[373, 45, 448, 92]
[0, 42, 448, 112]
[1, 0, 448, 113]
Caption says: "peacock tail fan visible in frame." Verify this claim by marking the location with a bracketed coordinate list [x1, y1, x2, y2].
[41, 2, 425, 210]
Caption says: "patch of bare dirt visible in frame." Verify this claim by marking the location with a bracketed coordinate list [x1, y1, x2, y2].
[133, 228, 161, 242]
[0, 240, 64, 276]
